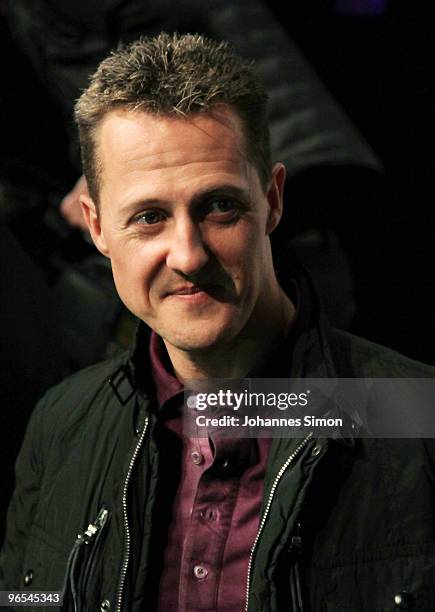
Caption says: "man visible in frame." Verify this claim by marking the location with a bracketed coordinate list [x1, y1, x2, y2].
[1, 33, 435, 612]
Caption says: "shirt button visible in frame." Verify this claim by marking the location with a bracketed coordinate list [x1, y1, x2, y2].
[394, 591, 414, 609]
[203, 508, 217, 522]
[193, 564, 208, 579]
[23, 570, 33, 585]
[191, 450, 204, 465]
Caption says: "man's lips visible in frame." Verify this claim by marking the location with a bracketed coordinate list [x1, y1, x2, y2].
[162, 282, 234, 303]
[170, 285, 206, 296]
[163, 283, 225, 302]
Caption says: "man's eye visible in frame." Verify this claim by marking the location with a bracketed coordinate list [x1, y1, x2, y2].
[207, 198, 237, 216]
[135, 210, 165, 225]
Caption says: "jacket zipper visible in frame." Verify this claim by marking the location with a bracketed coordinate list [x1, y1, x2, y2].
[62, 506, 110, 612]
[82, 507, 111, 601]
[115, 416, 149, 612]
[245, 433, 313, 612]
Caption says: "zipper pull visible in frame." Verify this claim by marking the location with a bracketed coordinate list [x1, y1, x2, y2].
[62, 507, 110, 612]
[289, 521, 305, 611]
[289, 521, 303, 555]
[80, 507, 110, 545]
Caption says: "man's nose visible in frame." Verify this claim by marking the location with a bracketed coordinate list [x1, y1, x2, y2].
[166, 219, 209, 276]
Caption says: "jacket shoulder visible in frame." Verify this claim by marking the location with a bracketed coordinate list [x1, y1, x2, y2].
[328, 328, 435, 378]
[33, 351, 133, 421]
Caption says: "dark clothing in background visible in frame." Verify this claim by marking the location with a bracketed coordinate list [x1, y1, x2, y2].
[5, 0, 381, 236]
[0, 227, 64, 543]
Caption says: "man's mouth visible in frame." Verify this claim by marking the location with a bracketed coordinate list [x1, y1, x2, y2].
[170, 285, 206, 296]
[164, 283, 226, 304]
[163, 281, 234, 303]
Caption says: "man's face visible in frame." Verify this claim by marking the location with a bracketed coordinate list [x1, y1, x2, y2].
[82, 106, 285, 352]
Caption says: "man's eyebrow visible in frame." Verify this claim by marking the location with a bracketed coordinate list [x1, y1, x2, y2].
[119, 184, 251, 218]
[119, 197, 167, 218]
[190, 185, 251, 208]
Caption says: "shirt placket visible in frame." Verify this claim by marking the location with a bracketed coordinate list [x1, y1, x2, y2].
[177, 436, 240, 612]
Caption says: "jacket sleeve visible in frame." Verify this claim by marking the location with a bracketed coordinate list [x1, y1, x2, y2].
[0, 395, 47, 590]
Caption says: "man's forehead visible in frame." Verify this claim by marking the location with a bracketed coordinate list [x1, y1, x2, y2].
[96, 106, 248, 170]
[95, 105, 261, 212]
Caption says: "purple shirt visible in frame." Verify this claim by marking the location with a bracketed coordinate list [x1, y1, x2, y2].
[149, 332, 273, 612]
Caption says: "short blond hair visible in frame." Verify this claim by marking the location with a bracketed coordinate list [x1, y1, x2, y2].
[74, 33, 271, 203]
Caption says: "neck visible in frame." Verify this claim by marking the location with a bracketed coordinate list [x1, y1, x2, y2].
[163, 284, 296, 382]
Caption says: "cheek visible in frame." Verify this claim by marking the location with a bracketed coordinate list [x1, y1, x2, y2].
[215, 223, 267, 278]
[210, 219, 263, 260]
[105, 241, 154, 304]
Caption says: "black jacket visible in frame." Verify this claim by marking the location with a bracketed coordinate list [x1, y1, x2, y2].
[1, 275, 435, 612]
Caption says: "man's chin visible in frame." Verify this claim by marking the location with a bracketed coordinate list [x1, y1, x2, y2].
[161, 327, 231, 353]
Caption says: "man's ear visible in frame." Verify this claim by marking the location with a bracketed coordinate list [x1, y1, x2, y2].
[266, 162, 286, 235]
[80, 195, 110, 257]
